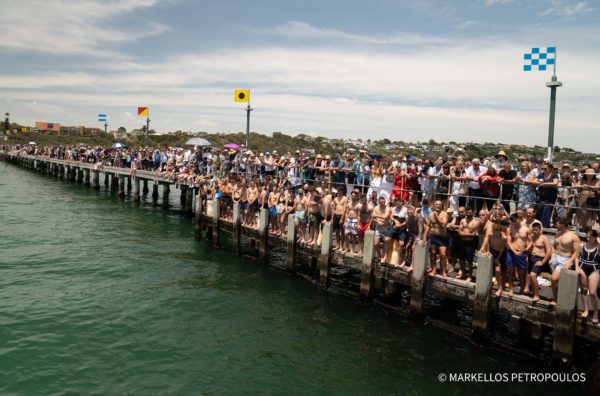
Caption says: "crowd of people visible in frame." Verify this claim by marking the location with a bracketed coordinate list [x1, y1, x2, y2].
[4, 142, 600, 318]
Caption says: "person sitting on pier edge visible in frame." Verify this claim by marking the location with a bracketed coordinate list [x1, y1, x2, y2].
[550, 217, 581, 306]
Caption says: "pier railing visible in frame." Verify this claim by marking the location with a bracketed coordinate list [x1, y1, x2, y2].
[2, 152, 598, 368]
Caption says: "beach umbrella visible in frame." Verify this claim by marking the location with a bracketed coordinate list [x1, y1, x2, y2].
[28, 141, 36, 145]
[224, 143, 240, 149]
[111, 143, 126, 148]
[185, 137, 211, 146]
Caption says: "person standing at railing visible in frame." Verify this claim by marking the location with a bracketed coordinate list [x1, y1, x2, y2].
[465, 158, 487, 214]
[532, 163, 559, 228]
[576, 168, 600, 233]
[515, 161, 537, 211]
[478, 166, 500, 211]
[497, 161, 517, 214]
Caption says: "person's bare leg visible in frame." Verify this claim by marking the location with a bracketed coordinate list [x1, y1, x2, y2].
[429, 248, 438, 276]
[495, 264, 504, 297]
[507, 267, 514, 297]
[530, 272, 540, 302]
[550, 270, 560, 306]
[398, 242, 406, 267]
[439, 246, 448, 279]
[381, 237, 391, 263]
[588, 272, 599, 322]
[518, 269, 527, 294]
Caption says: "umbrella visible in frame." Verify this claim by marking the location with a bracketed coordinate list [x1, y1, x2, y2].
[111, 143, 126, 148]
[224, 143, 240, 150]
[28, 141, 36, 145]
[185, 137, 211, 146]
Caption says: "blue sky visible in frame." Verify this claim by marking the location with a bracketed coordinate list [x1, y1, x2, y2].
[1, 0, 599, 152]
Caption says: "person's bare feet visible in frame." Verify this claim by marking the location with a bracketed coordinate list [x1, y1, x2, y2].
[549, 300, 557, 307]
[581, 310, 589, 319]
[407, 266, 414, 273]
[508, 288, 514, 297]
[532, 295, 540, 303]
[465, 277, 472, 283]
[593, 314, 599, 324]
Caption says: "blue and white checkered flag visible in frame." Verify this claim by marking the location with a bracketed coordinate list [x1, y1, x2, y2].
[523, 47, 556, 71]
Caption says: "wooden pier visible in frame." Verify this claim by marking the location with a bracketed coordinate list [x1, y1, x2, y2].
[2, 153, 599, 368]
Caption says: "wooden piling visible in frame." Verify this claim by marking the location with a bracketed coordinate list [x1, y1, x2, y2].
[258, 209, 269, 264]
[409, 243, 429, 316]
[110, 173, 118, 192]
[286, 214, 296, 270]
[185, 186, 194, 215]
[117, 174, 125, 197]
[232, 203, 241, 254]
[212, 199, 220, 248]
[92, 170, 100, 189]
[360, 230, 376, 300]
[318, 222, 333, 288]
[143, 179, 149, 194]
[133, 178, 141, 203]
[152, 183, 159, 201]
[104, 173, 109, 187]
[552, 270, 578, 366]
[77, 167, 84, 184]
[83, 169, 90, 186]
[194, 194, 203, 240]
[162, 183, 170, 208]
[472, 253, 494, 337]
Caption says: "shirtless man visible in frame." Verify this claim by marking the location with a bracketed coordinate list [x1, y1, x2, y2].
[332, 188, 348, 251]
[237, 179, 248, 225]
[481, 217, 509, 297]
[257, 184, 268, 230]
[425, 200, 449, 278]
[372, 196, 392, 263]
[522, 207, 542, 229]
[529, 222, 552, 302]
[246, 182, 258, 227]
[550, 217, 581, 305]
[405, 206, 419, 271]
[458, 207, 479, 282]
[267, 184, 280, 234]
[506, 213, 531, 296]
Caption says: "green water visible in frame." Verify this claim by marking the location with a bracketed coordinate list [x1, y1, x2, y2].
[0, 162, 583, 395]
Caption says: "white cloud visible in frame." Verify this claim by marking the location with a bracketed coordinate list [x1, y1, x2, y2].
[245, 21, 451, 46]
[483, 0, 514, 5]
[539, 1, 594, 18]
[2, 20, 599, 152]
[0, 0, 169, 57]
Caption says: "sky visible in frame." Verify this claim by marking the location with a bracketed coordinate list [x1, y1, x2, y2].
[1, 0, 599, 152]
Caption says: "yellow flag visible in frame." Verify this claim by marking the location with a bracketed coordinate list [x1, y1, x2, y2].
[234, 89, 249, 102]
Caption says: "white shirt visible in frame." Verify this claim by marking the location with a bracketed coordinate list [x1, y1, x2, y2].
[466, 165, 488, 190]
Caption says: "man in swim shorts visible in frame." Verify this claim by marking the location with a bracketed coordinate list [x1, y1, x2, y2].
[550, 217, 580, 305]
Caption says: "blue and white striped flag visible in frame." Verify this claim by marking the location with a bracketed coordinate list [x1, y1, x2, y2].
[98, 113, 107, 122]
[523, 47, 555, 71]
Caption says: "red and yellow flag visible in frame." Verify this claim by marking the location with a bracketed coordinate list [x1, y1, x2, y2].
[137, 107, 149, 116]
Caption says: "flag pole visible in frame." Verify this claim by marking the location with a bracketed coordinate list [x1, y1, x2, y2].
[245, 101, 252, 150]
[545, 46, 562, 163]
[146, 116, 150, 146]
